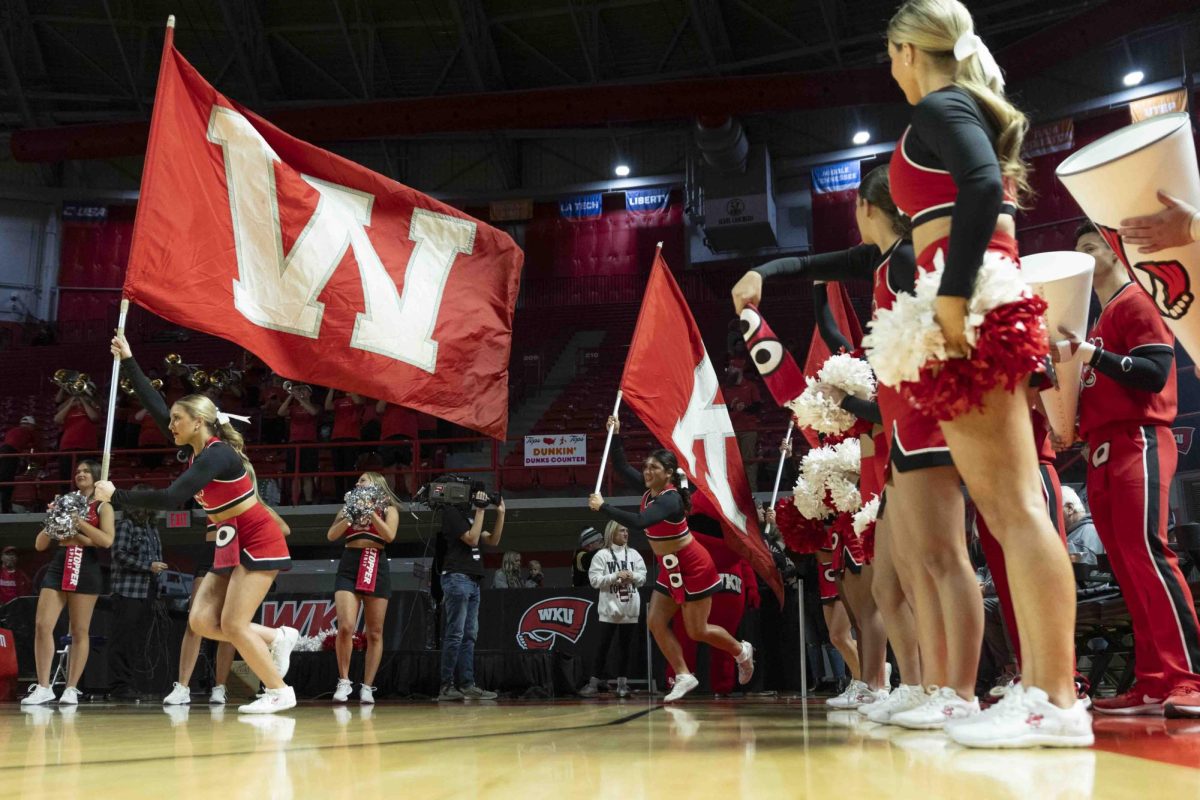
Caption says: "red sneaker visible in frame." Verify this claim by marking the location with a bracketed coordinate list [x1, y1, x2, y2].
[1092, 689, 1163, 716]
[1164, 688, 1200, 719]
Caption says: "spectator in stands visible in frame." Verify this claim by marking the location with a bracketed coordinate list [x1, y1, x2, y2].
[54, 393, 99, 488]
[437, 489, 505, 701]
[279, 382, 319, 504]
[326, 390, 364, 497]
[579, 521, 647, 698]
[572, 526, 604, 587]
[134, 383, 171, 468]
[259, 374, 289, 444]
[1062, 486, 1105, 567]
[358, 397, 383, 469]
[525, 559, 544, 588]
[722, 365, 763, 489]
[0, 547, 32, 604]
[493, 551, 524, 588]
[376, 401, 418, 498]
[108, 493, 166, 700]
[0, 415, 36, 513]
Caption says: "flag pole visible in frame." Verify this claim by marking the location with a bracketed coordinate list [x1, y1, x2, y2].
[100, 298, 130, 482]
[762, 419, 795, 538]
[593, 391, 623, 494]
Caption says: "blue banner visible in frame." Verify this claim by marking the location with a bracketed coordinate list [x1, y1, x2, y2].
[559, 193, 603, 220]
[811, 160, 861, 194]
[625, 187, 670, 214]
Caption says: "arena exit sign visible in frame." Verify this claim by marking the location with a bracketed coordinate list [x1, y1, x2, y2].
[166, 511, 190, 529]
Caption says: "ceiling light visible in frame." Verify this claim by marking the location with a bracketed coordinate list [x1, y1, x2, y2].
[1123, 70, 1144, 87]
[852, 130, 871, 145]
[614, 164, 631, 177]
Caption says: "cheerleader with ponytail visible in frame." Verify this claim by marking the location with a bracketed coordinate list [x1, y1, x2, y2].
[588, 417, 754, 702]
[95, 332, 298, 714]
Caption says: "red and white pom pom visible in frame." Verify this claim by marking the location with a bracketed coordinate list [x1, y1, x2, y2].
[863, 247, 1048, 419]
[775, 496, 826, 555]
[816, 353, 876, 401]
[792, 473, 827, 520]
[827, 475, 862, 514]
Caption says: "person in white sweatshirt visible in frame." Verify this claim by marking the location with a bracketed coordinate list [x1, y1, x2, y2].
[579, 521, 648, 698]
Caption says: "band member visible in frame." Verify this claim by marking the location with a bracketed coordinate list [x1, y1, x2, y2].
[588, 418, 754, 702]
[327, 472, 400, 704]
[325, 391, 364, 496]
[1054, 224, 1200, 718]
[732, 165, 925, 721]
[880, 0, 1088, 747]
[279, 383, 319, 505]
[22, 460, 114, 706]
[96, 332, 298, 714]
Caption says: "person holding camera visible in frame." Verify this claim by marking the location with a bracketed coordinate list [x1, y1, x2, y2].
[580, 521, 646, 698]
[437, 486, 505, 701]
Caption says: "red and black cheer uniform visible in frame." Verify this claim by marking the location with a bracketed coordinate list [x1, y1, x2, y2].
[602, 437, 721, 604]
[334, 516, 392, 598]
[41, 499, 105, 594]
[114, 357, 290, 575]
[1078, 282, 1200, 696]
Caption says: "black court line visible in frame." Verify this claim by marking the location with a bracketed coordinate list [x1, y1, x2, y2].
[0, 704, 660, 771]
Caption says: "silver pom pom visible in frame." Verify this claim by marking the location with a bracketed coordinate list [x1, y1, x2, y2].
[342, 484, 385, 525]
[44, 492, 88, 540]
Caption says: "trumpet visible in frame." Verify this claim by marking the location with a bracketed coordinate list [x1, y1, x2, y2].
[71, 374, 96, 397]
[283, 380, 312, 400]
[207, 371, 226, 392]
[119, 378, 137, 397]
[151, 378, 163, 391]
[51, 369, 79, 390]
[164, 353, 182, 368]
[187, 368, 208, 390]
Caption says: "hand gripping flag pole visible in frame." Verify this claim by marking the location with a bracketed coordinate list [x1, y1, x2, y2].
[593, 391, 624, 495]
[763, 419, 795, 538]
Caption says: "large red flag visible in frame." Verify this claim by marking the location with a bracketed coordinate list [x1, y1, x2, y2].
[124, 25, 523, 439]
[620, 251, 784, 604]
[798, 282, 863, 447]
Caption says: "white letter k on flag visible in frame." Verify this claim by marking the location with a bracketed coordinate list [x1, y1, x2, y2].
[671, 354, 749, 535]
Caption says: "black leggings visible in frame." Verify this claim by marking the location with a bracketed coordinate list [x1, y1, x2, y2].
[592, 621, 638, 681]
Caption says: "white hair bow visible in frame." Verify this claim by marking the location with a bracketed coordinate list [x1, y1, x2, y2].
[216, 409, 252, 426]
[953, 32, 1005, 90]
[676, 469, 689, 490]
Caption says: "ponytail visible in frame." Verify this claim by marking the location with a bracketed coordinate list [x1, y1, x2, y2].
[887, 0, 1032, 204]
[858, 165, 912, 238]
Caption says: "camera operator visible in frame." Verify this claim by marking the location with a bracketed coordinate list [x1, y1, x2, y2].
[437, 487, 505, 701]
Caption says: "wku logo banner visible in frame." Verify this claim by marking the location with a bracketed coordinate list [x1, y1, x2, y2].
[515, 597, 594, 650]
[620, 252, 784, 604]
[260, 599, 349, 638]
[124, 27, 523, 439]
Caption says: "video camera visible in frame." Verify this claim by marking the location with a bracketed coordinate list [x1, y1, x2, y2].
[416, 475, 502, 510]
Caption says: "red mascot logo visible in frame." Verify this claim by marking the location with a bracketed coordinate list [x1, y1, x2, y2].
[1097, 224, 1193, 319]
[515, 597, 594, 650]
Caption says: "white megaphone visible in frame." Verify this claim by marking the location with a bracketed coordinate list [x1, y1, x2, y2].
[1056, 112, 1200, 356]
[1020, 251, 1095, 440]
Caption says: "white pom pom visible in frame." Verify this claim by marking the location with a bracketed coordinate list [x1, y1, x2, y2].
[792, 474, 826, 520]
[817, 353, 876, 400]
[827, 475, 862, 513]
[830, 438, 862, 476]
[853, 495, 881, 534]
[787, 383, 856, 435]
[864, 247, 1030, 388]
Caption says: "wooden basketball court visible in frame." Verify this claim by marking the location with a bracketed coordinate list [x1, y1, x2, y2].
[2, 698, 1198, 799]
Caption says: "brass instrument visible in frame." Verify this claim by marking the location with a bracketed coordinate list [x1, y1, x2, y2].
[187, 368, 208, 390]
[71, 373, 96, 397]
[283, 380, 312, 400]
[164, 353, 182, 368]
[207, 370, 226, 392]
[119, 378, 137, 397]
[150, 378, 164, 391]
[51, 369, 79, 390]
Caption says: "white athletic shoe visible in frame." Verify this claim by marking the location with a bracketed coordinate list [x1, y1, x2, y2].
[736, 641, 755, 685]
[948, 685, 1094, 749]
[885, 661, 893, 687]
[269, 627, 300, 680]
[664, 673, 699, 703]
[867, 684, 926, 724]
[21, 684, 56, 706]
[57, 686, 81, 705]
[332, 678, 353, 703]
[891, 686, 979, 730]
[163, 682, 191, 705]
[209, 684, 227, 705]
[238, 686, 297, 715]
[853, 686, 891, 713]
[827, 679, 868, 709]
[359, 685, 376, 705]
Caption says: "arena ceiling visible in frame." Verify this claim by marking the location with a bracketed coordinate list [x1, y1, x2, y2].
[0, 0, 1197, 193]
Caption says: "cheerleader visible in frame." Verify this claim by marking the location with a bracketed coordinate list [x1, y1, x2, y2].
[326, 472, 400, 704]
[732, 165, 925, 720]
[588, 419, 753, 702]
[95, 333, 299, 714]
[22, 460, 114, 705]
[874, 0, 1088, 747]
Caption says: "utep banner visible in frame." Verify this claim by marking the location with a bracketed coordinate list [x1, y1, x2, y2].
[811, 160, 861, 195]
[559, 193, 603, 220]
[625, 188, 670, 214]
[524, 433, 587, 466]
[123, 27, 523, 440]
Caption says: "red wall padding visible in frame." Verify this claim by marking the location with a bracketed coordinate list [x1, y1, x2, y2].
[58, 205, 136, 321]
